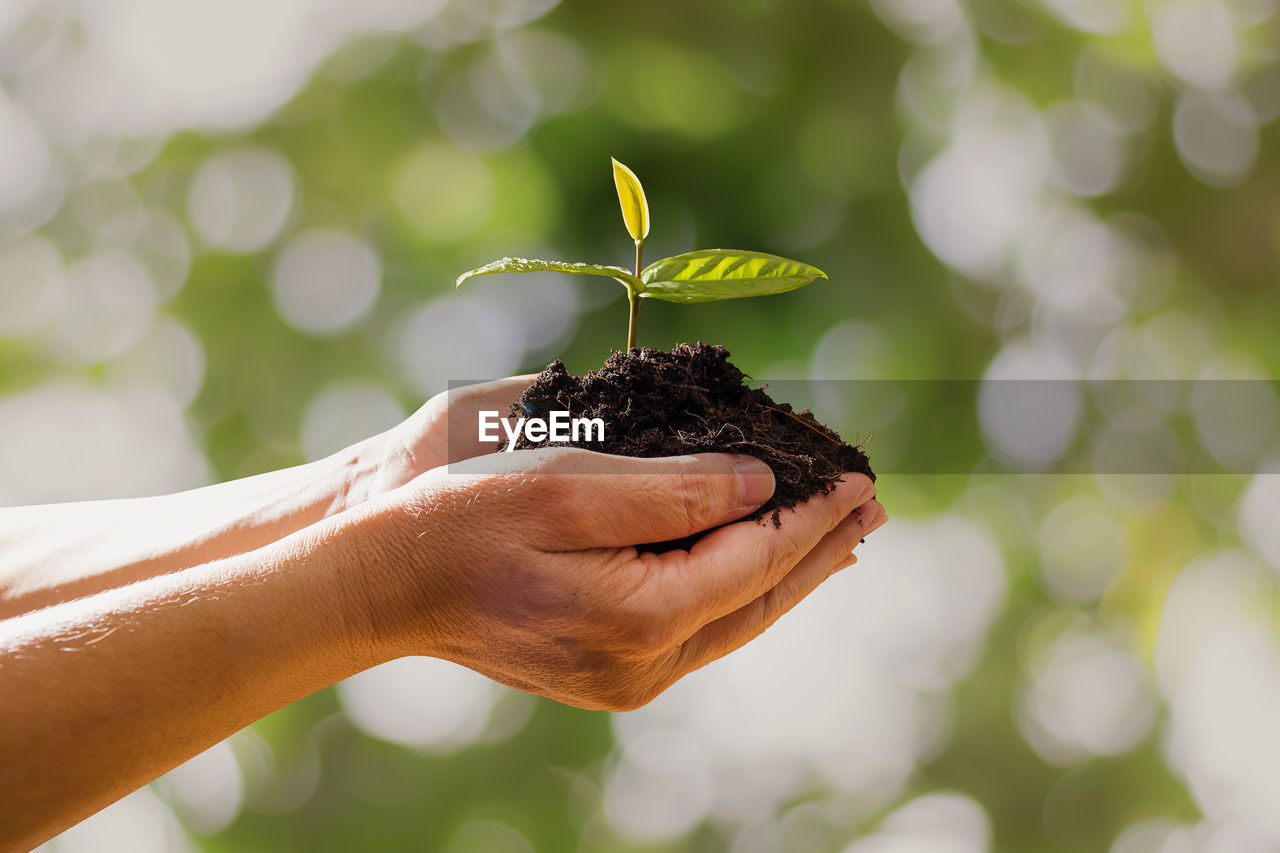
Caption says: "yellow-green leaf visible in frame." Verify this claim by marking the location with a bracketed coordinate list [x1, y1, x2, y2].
[611, 157, 650, 243]
[638, 249, 827, 303]
[456, 256, 643, 295]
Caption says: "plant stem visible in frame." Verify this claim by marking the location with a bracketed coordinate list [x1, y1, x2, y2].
[627, 239, 643, 352]
[627, 292, 639, 352]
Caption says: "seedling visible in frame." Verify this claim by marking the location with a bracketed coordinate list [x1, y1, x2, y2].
[456, 158, 828, 351]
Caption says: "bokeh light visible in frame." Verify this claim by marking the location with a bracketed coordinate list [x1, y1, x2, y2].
[1018, 623, 1157, 764]
[842, 792, 991, 853]
[43, 249, 157, 365]
[299, 379, 404, 461]
[0, 88, 63, 233]
[337, 656, 532, 753]
[105, 317, 207, 407]
[0, 234, 63, 337]
[1037, 496, 1129, 602]
[1238, 463, 1280, 571]
[0, 382, 208, 505]
[1152, 0, 1239, 90]
[270, 228, 381, 336]
[603, 729, 714, 844]
[1173, 90, 1259, 186]
[187, 147, 296, 253]
[154, 740, 245, 835]
[35, 787, 193, 853]
[979, 339, 1081, 471]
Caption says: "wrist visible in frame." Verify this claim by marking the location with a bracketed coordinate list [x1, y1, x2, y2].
[231, 432, 393, 529]
[293, 493, 448, 668]
[242, 508, 397, 676]
[305, 435, 386, 516]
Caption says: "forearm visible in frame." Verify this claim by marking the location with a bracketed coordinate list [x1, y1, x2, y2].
[0, 509, 387, 851]
[0, 436, 387, 617]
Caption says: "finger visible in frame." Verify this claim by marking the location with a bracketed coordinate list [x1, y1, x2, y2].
[445, 447, 778, 549]
[442, 375, 541, 461]
[455, 374, 541, 411]
[553, 451, 778, 549]
[409, 374, 540, 426]
[673, 499, 887, 674]
[669, 474, 877, 625]
[831, 554, 858, 573]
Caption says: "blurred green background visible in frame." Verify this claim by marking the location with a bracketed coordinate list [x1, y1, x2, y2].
[4, 0, 1280, 851]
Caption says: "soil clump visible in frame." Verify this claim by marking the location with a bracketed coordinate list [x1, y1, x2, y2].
[508, 342, 875, 548]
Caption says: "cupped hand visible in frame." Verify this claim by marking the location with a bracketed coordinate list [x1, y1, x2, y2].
[353, 448, 884, 712]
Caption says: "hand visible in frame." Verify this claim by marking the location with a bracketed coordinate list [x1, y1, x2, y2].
[0, 438, 882, 846]
[352, 448, 884, 711]
[346, 375, 537, 506]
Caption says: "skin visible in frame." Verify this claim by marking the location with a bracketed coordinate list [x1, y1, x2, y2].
[0, 376, 539, 617]
[0, 378, 885, 851]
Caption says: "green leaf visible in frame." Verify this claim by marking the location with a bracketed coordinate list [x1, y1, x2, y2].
[455, 257, 643, 295]
[638, 249, 827, 303]
[611, 157, 650, 243]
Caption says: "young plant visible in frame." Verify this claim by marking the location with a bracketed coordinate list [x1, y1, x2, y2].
[456, 157, 827, 351]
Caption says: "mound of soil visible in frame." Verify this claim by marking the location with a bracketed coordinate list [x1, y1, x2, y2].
[507, 342, 875, 545]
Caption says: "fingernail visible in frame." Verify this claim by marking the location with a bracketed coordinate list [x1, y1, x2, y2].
[734, 457, 775, 507]
[861, 501, 887, 535]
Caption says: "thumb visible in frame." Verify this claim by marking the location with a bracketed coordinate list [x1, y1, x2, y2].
[559, 451, 777, 549]
[456, 448, 776, 549]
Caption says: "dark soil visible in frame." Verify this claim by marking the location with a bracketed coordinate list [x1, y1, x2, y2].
[507, 342, 875, 549]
